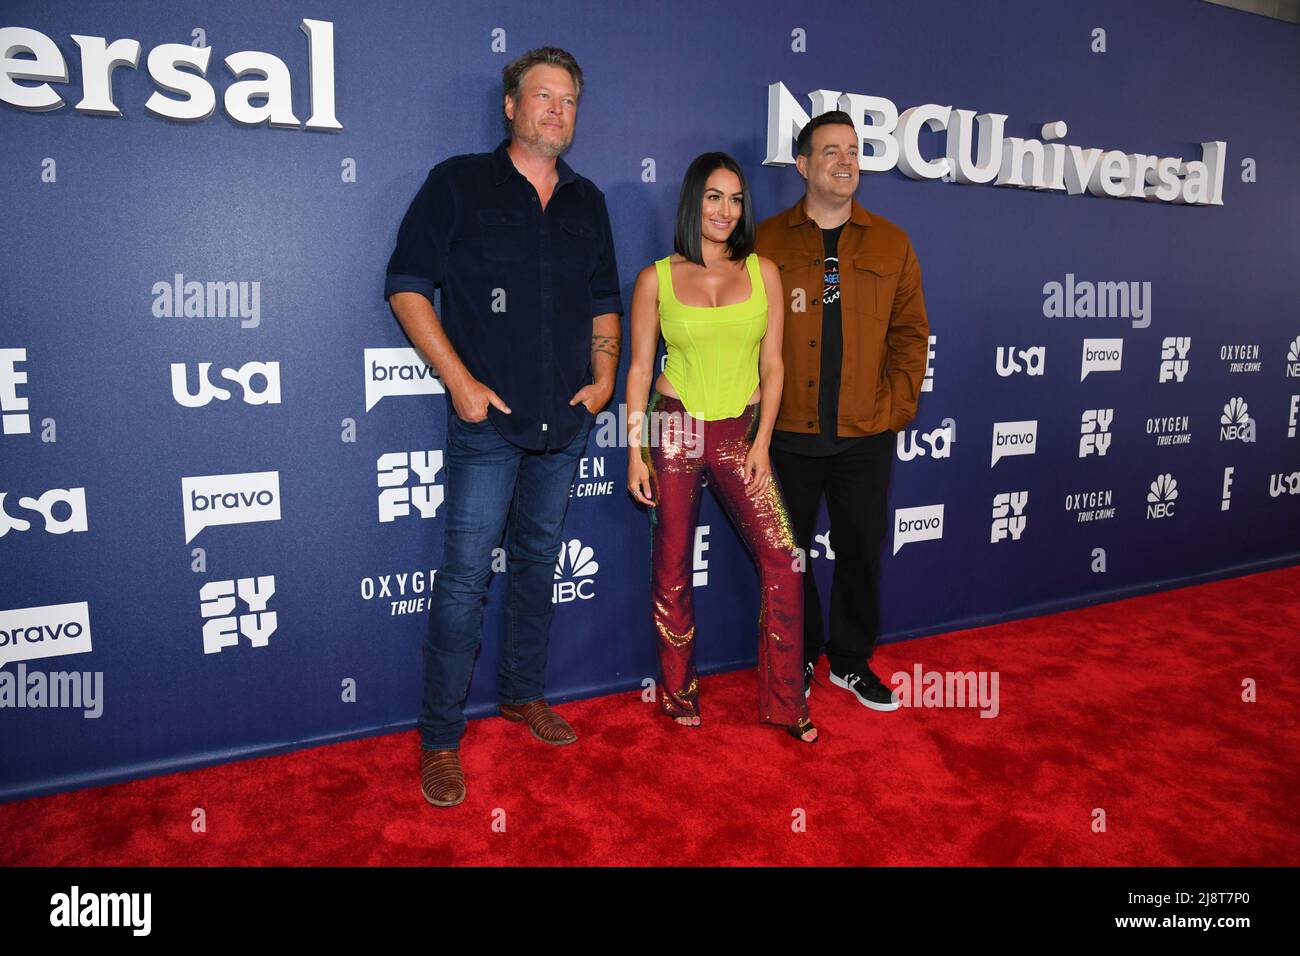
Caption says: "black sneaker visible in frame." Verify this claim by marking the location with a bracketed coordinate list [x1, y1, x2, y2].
[804, 661, 815, 699]
[829, 667, 901, 711]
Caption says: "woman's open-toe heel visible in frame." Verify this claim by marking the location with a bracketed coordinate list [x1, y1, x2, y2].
[786, 716, 818, 743]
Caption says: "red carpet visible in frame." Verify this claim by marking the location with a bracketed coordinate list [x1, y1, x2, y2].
[3, 566, 1297, 866]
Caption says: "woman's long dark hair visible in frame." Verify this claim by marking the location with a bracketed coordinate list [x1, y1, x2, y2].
[673, 152, 755, 266]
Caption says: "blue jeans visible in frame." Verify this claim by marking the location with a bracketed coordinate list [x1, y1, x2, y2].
[419, 407, 593, 750]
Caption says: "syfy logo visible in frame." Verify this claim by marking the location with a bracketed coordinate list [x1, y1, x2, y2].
[1079, 408, 1114, 458]
[1146, 474, 1179, 520]
[1219, 398, 1256, 443]
[990, 420, 1037, 467]
[990, 491, 1027, 543]
[764, 84, 1226, 207]
[1221, 343, 1261, 374]
[897, 419, 955, 461]
[171, 361, 281, 408]
[1, 21, 341, 130]
[1045, 275, 1152, 329]
[0, 601, 92, 667]
[360, 567, 437, 616]
[1270, 471, 1300, 497]
[1159, 336, 1191, 383]
[1080, 338, 1123, 381]
[1147, 414, 1191, 447]
[571, 455, 615, 499]
[995, 346, 1045, 377]
[921, 335, 936, 392]
[893, 504, 944, 555]
[377, 451, 444, 523]
[693, 525, 710, 587]
[200, 576, 276, 654]
[1287, 337, 1300, 378]
[1065, 489, 1115, 523]
[1, 348, 30, 435]
[152, 275, 261, 328]
[553, 539, 598, 603]
[181, 471, 280, 543]
[0, 487, 87, 537]
[364, 347, 443, 412]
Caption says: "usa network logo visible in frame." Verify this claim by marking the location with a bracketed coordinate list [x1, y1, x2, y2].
[553, 539, 598, 603]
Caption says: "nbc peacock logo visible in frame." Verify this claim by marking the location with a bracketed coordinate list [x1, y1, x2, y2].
[553, 538, 598, 603]
[1219, 397, 1256, 443]
[1146, 473, 1178, 520]
[1287, 336, 1300, 378]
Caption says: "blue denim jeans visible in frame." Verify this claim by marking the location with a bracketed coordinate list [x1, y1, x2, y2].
[419, 407, 593, 750]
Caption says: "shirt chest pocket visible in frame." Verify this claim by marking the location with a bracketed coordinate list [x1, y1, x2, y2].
[849, 254, 902, 320]
[476, 208, 527, 262]
[775, 254, 820, 315]
[558, 217, 596, 272]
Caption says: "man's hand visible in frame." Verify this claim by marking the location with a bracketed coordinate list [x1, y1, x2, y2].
[449, 376, 511, 422]
[569, 381, 612, 415]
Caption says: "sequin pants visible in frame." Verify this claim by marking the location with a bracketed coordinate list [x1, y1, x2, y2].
[643, 390, 807, 726]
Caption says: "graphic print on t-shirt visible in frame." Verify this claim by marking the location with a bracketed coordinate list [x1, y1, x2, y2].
[823, 254, 840, 306]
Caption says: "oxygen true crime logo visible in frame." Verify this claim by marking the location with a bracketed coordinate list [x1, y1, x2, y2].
[1066, 489, 1115, 523]
[1221, 343, 1261, 374]
[765, 84, 1226, 206]
[360, 567, 439, 616]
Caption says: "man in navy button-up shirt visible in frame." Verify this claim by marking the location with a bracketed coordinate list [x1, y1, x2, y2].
[385, 47, 623, 807]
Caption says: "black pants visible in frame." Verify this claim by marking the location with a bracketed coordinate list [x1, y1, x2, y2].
[770, 431, 895, 676]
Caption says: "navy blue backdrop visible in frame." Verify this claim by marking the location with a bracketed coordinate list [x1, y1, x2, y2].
[2, 0, 1297, 801]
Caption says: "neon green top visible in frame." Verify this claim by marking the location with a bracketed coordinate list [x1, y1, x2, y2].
[656, 253, 767, 421]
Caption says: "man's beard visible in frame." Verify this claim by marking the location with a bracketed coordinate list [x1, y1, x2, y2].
[514, 119, 573, 157]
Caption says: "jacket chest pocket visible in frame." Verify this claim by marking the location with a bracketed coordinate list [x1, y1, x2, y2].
[558, 217, 596, 273]
[477, 208, 527, 262]
[849, 254, 902, 320]
[775, 255, 821, 314]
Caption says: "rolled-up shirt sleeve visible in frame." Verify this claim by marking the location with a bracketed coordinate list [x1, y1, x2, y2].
[384, 164, 453, 305]
[589, 189, 624, 317]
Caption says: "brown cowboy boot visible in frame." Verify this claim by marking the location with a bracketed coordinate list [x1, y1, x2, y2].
[420, 749, 466, 807]
[499, 699, 577, 745]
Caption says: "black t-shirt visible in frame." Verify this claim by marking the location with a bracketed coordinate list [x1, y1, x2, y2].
[771, 225, 871, 457]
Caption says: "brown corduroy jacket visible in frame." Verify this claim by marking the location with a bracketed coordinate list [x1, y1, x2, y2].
[755, 197, 930, 436]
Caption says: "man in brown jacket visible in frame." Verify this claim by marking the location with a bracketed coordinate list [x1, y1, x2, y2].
[756, 110, 930, 711]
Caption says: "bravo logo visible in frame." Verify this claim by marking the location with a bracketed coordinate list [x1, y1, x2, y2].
[171, 361, 281, 407]
[1079, 408, 1114, 458]
[990, 420, 1037, 467]
[181, 471, 280, 543]
[1159, 336, 1191, 383]
[1146, 473, 1178, 520]
[1219, 398, 1256, 443]
[365, 347, 443, 411]
[995, 346, 1045, 377]
[0, 602, 92, 667]
[1080, 338, 1123, 381]
[553, 539, 598, 603]
[893, 504, 944, 555]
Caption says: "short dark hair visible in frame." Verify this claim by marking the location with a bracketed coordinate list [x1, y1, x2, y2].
[796, 110, 857, 158]
[502, 47, 584, 133]
[673, 153, 755, 266]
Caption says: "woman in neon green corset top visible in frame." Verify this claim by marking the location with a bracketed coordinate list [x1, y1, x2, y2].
[625, 152, 816, 744]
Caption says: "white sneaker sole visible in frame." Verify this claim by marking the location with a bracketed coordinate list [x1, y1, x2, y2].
[829, 672, 902, 711]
